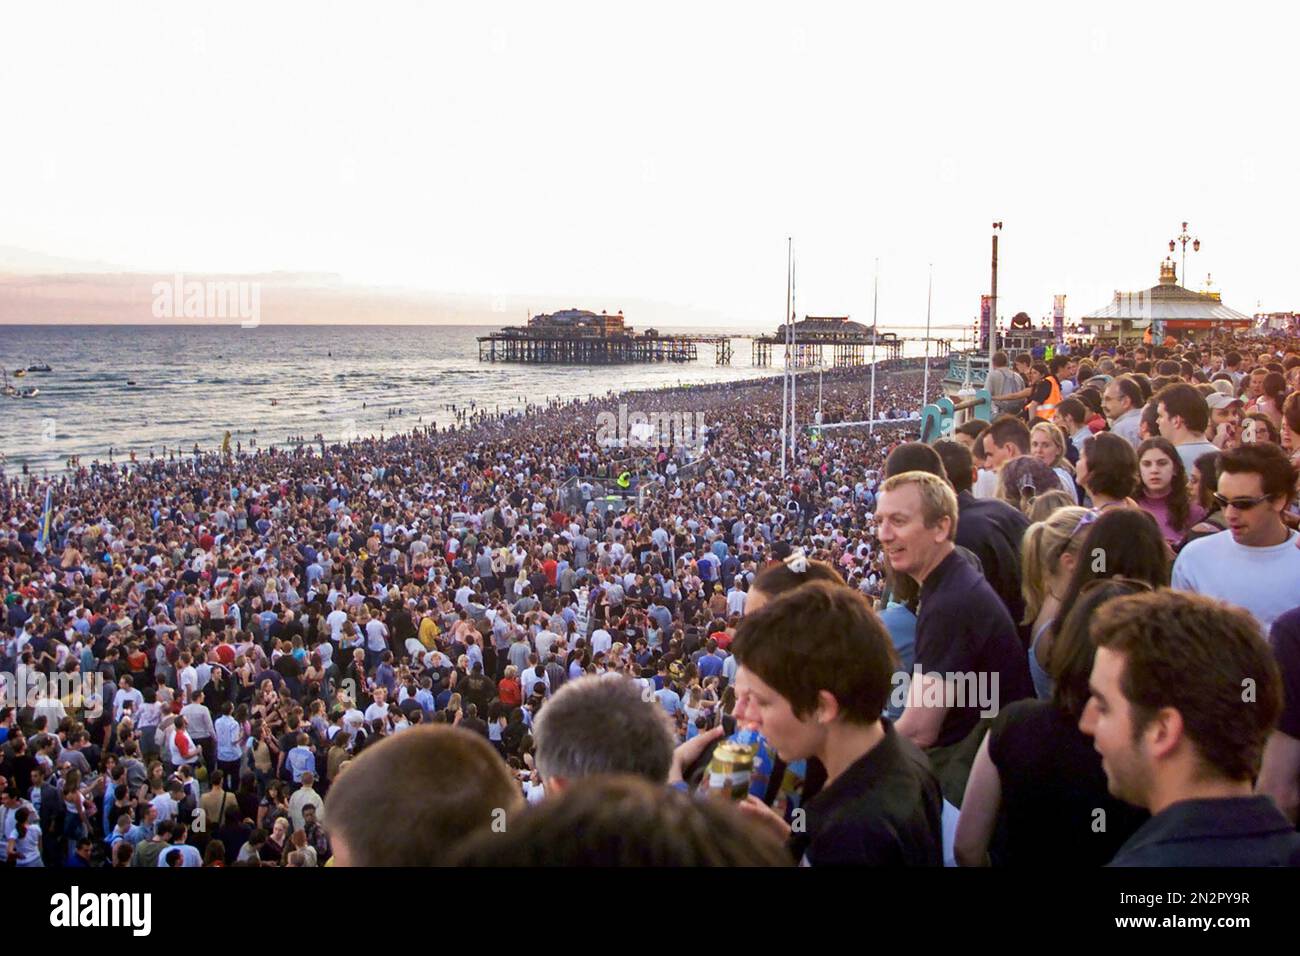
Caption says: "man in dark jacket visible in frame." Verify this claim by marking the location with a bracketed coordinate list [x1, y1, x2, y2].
[933, 440, 1031, 635]
[1086, 591, 1300, 866]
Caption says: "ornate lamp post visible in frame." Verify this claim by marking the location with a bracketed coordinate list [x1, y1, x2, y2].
[1169, 222, 1201, 288]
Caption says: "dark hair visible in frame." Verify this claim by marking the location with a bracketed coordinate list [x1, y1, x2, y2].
[933, 439, 974, 495]
[750, 558, 842, 601]
[1218, 442, 1299, 503]
[985, 415, 1031, 456]
[1135, 437, 1191, 532]
[1053, 508, 1169, 646]
[884, 442, 946, 480]
[447, 775, 791, 866]
[1154, 383, 1210, 434]
[1056, 397, 1088, 426]
[1081, 433, 1138, 500]
[732, 580, 895, 724]
[1049, 580, 1149, 719]
[953, 419, 987, 442]
[1091, 591, 1282, 782]
[1191, 451, 1221, 510]
[1074, 387, 1104, 418]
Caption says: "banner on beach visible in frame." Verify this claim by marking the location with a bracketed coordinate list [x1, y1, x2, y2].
[1053, 295, 1066, 344]
[35, 485, 52, 554]
[980, 295, 992, 350]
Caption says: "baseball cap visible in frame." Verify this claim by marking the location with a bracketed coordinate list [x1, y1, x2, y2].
[1206, 393, 1244, 411]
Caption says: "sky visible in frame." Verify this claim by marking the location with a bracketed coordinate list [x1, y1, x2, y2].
[2, 1, 1297, 329]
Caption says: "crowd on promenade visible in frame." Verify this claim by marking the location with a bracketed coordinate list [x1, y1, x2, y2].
[2, 336, 1300, 867]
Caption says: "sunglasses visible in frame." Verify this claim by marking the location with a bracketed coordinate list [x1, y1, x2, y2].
[1211, 492, 1274, 511]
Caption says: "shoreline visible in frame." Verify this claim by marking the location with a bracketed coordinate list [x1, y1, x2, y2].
[2, 356, 943, 481]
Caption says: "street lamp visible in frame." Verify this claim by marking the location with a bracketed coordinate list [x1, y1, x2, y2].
[1169, 221, 1201, 289]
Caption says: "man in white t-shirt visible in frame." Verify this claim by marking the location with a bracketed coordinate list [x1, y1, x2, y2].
[1171, 444, 1300, 633]
[176, 658, 198, 702]
[589, 627, 612, 658]
[364, 616, 389, 669]
[364, 687, 391, 727]
[326, 601, 349, 643]
[535, 626, 560, 662]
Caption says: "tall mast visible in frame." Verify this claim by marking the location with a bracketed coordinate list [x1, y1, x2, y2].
[781, 238, 790, 478]
[789, 252, 797, 463]
[922, 262, 932, 424]
[869, 259, 878, 434]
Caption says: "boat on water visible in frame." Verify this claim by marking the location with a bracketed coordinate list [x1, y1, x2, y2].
[126, 380, 138, 386]
[17, 386, 38, 398]
[13, 368, 26, 378]
[26, 362, 52, 372]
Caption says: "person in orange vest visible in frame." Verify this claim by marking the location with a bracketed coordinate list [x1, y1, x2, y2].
[1027, 361, 1062, 421]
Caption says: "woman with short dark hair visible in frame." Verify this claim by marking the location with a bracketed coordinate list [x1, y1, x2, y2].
[1076, 433, 1139, 508]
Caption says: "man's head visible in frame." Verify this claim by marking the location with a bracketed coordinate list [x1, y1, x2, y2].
[1081, 591, 1282, 811]
[952, 420, 986, 454]
[448, 775, 790, 866]
[932, 439, 975, 495]
[981, 416, 1031, 472]
[324, 725, 523, 866]
[1215, 443, 1299, 547]
[1102, 376, 1142, 423]
[883, 442, 946, 480]
[731, 580, 895, 762]
[532, 675, 676, 793]
[874, 471, 958, 584]
[1246, 366, 1268, 398]
[1154, 383, 1210, 440]
[1053, 397, 1088, 435]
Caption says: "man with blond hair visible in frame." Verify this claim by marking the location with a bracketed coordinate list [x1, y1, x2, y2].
[875, 471, 1032, 801]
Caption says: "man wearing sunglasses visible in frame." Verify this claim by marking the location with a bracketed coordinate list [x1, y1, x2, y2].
[1171, 444, 1300, 632]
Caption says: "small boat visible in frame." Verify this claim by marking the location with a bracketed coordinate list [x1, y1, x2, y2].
[26, 363, 52, 372]
[13, 368, 25, 378]
[126, 380, 138, 386]
[17, 386, 39, 398]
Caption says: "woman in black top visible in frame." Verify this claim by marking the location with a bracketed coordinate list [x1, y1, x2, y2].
[954, 580, 1150, 866]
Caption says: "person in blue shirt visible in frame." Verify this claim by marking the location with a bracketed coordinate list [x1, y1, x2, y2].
[655, 682, 682, 717]
[697, 639, 724, 680]
[286, 734, 317, 785]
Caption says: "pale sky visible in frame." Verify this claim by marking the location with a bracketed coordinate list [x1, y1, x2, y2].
[2, 1, 1297, 329]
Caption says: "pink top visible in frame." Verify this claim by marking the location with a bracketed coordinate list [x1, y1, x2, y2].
[1137, 492, 1207, 548]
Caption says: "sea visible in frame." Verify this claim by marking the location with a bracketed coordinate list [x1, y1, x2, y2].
[0, 324, 938, 473]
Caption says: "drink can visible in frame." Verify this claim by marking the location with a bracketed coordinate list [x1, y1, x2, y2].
[707, 740, 756, 799]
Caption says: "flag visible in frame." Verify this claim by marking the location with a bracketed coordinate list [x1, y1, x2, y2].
[35, 484, 53, 554]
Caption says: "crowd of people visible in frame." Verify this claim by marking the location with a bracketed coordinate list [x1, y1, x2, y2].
[1, 334, 1299, 868]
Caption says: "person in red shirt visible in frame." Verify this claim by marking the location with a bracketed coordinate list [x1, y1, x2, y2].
[497, 666, 522, 708]
[542, 557, 558, 588]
